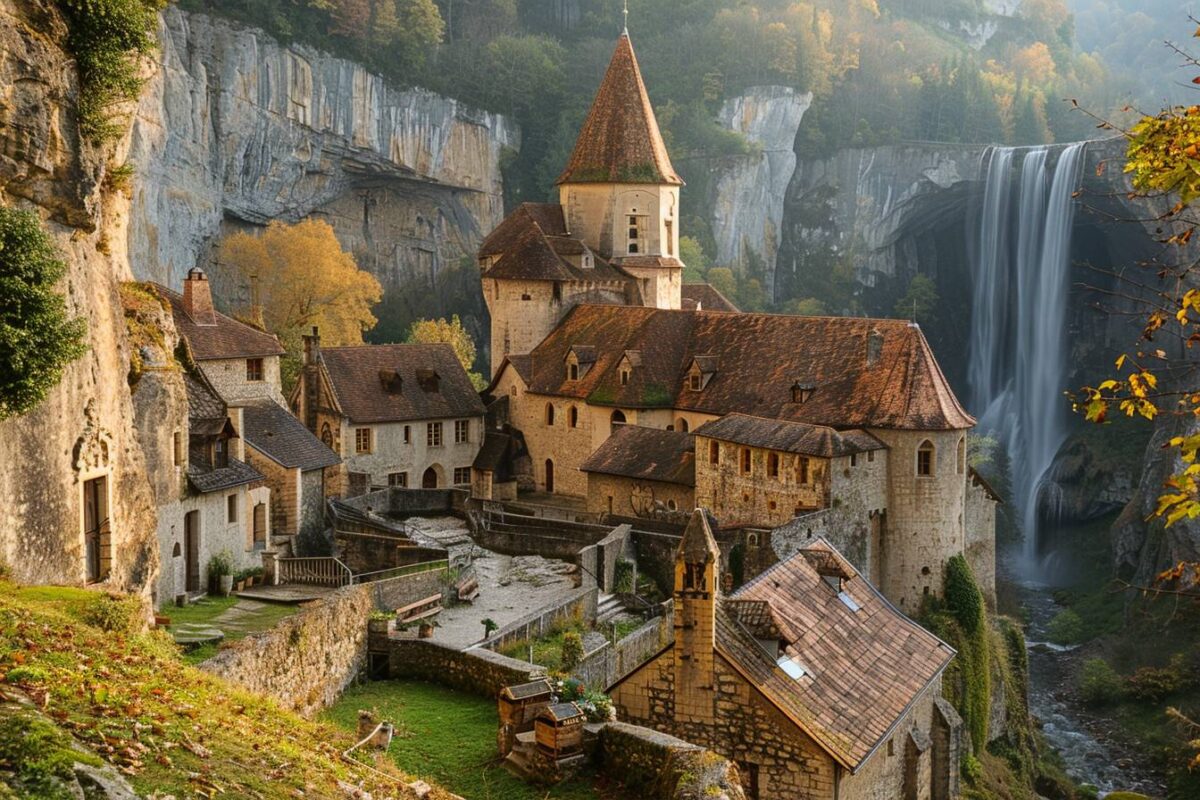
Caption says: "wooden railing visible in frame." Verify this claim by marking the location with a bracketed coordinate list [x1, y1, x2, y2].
[277, 557, 353, 587]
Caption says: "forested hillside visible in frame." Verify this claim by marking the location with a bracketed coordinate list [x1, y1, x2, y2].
[181, 0, 1123, 214]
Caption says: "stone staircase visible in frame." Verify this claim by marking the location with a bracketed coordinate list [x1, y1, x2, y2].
[596, 593, 625, 625]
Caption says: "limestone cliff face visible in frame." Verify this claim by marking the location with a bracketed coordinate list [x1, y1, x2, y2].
[709, 86, 810, 287]
[0, 0, 159, 591]
[126, 7, 518, 340]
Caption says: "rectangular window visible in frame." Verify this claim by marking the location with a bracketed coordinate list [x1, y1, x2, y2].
[214, 437, 228, 468]
[388, 472, 408, 488]
[917, 447, 934, 477]
[246, 358, 264, 382]
[627, 215, 647, 254]
[455, 419, 470, 444]
[355, 427, 373, 454]
[741, 448, 752, 475]
[427, 422, 443, 448]
[798, 457, 810, 484]
[665, 220, 674, 256]
[173, 431, 184, 467]
[569, 363, 579, 381]
[868, 450, 875, 463]
[709, 441, 720, 465]
[253, 503, 267, 547]
[850, 453, 858, 468]
[403, 425, 411, 444]
[689, 373, 701, 391]
[453, 467, 471, 485]
[227, 493, 238, 523]
[767, 452, 779, 478]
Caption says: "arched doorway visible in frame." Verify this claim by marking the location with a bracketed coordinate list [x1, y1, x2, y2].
[545, 460, 555, 494]
[422, 466, 439, 489]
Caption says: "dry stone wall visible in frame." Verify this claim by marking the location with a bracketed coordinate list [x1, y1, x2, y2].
[387, 639, 544, 697]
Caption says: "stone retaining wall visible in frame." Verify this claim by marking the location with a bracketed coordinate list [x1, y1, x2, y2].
[480, 587, 598, 652]
[200, 568, 447, 717]
[596, 723, 747, 800]
[575, 604, 673, 690]
[388, 639, 544, 697]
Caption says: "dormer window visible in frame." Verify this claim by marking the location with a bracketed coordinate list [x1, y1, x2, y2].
[417, 369, 440, 393]
[583, 251, 593, 269]
[566, 346, 595, 381]
[213, 436, 228, 468]
[569, 363, 579, 381]
[687, 356, 717, 391]
[621, 369, 630, 386]
[791, 382, 815, 404]
[379, 370, 403, 394]
[689, 373, 701, 391]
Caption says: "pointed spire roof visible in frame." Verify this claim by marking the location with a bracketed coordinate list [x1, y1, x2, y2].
[556, 33, 683, 186]
[678, 508, 719, 563]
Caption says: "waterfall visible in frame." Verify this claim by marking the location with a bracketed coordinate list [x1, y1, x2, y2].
[969, 142, 1087, 560]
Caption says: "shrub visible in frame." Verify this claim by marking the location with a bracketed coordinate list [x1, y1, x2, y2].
[1046, 608, 1085, 646]
[1079, 658, 1124, 706]
[58, 0, 165, 144]
[80, 593, 144, 634]
[941, 555, 990, 752]
[1126, 663, 1184, 702]
[4, 665, 50, 686]
[207, 551, 232, 579]
[578, 689, 613, 723]
[0, 209, 88, 421]
[560, 630, 584, 671]
[613, 559, 634, 594]
[961, 752, 983, 783]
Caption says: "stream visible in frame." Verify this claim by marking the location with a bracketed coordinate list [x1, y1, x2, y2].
[1014, 550, 1168, 798]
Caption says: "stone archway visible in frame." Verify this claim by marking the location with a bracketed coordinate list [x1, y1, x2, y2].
[422, 466, 441, 489]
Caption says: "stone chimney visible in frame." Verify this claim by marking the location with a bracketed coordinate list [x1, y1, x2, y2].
[300, 327, 322, 432]
[182, 268, 217, 326]
[867, 328, 884, 367]
[302, 326, 321, 367]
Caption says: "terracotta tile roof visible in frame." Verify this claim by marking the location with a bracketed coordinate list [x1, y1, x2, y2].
[720, 539, 955, 771]
[153, 285, 285, 361]
[187, 456, 264, 494]
[481, 207, 632, 285]
[242, 400, 341, 471]
[694, 414, 886, 458]
[522, 305, 974, 431]
[579, 425, 695, 486]
[319, 343, 486, 424]
[556, 34, 682, 186]
[681, 283, 739, 313]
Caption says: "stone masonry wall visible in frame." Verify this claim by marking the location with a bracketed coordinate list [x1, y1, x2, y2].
[965, 477, 997, 607]
[388, 639, 544, 697]
[586, 473, 694, 519]
[596, 722, 747, 800]
[201, 570, 445, 716]
[694, 437, 830, 528]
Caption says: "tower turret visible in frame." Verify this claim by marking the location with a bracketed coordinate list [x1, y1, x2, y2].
[673, 508, 719, 726]
[557, 32, 683, 310]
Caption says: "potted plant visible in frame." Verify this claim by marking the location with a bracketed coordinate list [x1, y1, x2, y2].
[247, 566, 264, 588]
[481, 617, 499, 641]
[233, 569, 248, 592]
[208, 551, 233, 597]
[368, 611, 392, 636]
[418, 619, 439, 639]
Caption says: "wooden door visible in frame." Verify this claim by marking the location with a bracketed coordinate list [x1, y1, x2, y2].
[83, 476, 108, 583]
[184, 511, 200, 593]
[422, 467, 438, 489]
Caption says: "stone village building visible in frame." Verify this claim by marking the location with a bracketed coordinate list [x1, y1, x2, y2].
[152, 270, 341, 582]
[476, 30, 997, 613]
[291, 332, 486, 494]
[610, 510, 963, 800]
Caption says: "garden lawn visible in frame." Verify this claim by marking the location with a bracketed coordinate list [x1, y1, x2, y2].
[325, 681, 601, 800]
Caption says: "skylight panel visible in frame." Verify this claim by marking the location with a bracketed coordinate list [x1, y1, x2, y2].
[838, 590, 862, 613]
[777, 655, 807, 681]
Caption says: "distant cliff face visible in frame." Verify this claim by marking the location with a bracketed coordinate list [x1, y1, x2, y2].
[0, 0, 159, 591]
[709, 86, 811, 288]
[126, 7, 518, 340]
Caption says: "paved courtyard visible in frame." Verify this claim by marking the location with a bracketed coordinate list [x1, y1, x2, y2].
[404, 516, 584, 649]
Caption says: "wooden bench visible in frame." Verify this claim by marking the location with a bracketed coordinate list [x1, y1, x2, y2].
[395, 593, 442, 624]
[456, 575, 480, 603]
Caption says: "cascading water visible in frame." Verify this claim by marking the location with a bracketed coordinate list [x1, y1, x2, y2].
[968, 142, 1087, 563]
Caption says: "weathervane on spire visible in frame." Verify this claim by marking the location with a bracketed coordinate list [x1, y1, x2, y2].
[622, 0, 629, 34]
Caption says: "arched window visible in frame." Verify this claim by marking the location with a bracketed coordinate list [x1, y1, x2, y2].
[917, 440, 935, 477]
[677, 418, 689, 433]
[610, 409, 626, 434]
[957, 436, 966, 474]
[545, 403, 555, 426]
[709, 441, 720, 464]
[568, 406, 579, 428]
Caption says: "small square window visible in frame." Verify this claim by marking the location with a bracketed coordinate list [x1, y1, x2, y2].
[246, 358, 264, 382]
[355, 427, 373, 454]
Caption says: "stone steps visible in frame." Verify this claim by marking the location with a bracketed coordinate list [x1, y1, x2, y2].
[596, 593, 625, 625]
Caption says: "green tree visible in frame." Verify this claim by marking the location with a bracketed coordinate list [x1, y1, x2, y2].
[894, 274, 939, 326]
[406, 315, 486, 389]
[679, 236, 710, 282]
[782, 297, 828, 316]
[705, 267, 737, 302]
[0, 208, 88, 421]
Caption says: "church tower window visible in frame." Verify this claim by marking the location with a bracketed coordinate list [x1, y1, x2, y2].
[627, 215, 647, 254]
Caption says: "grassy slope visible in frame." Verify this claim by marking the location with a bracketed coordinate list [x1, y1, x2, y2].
[0, 583, 456, 799]
[165, 595, 302, 664]
[325, 681, 604, 800]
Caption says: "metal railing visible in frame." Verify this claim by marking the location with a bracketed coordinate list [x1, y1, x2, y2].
[349, 559, 449, 585]
[277, 556, 353, 587]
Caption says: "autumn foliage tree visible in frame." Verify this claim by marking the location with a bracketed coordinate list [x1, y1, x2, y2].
[218, 220, 382, 385]
[405, 315, 485, 389]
